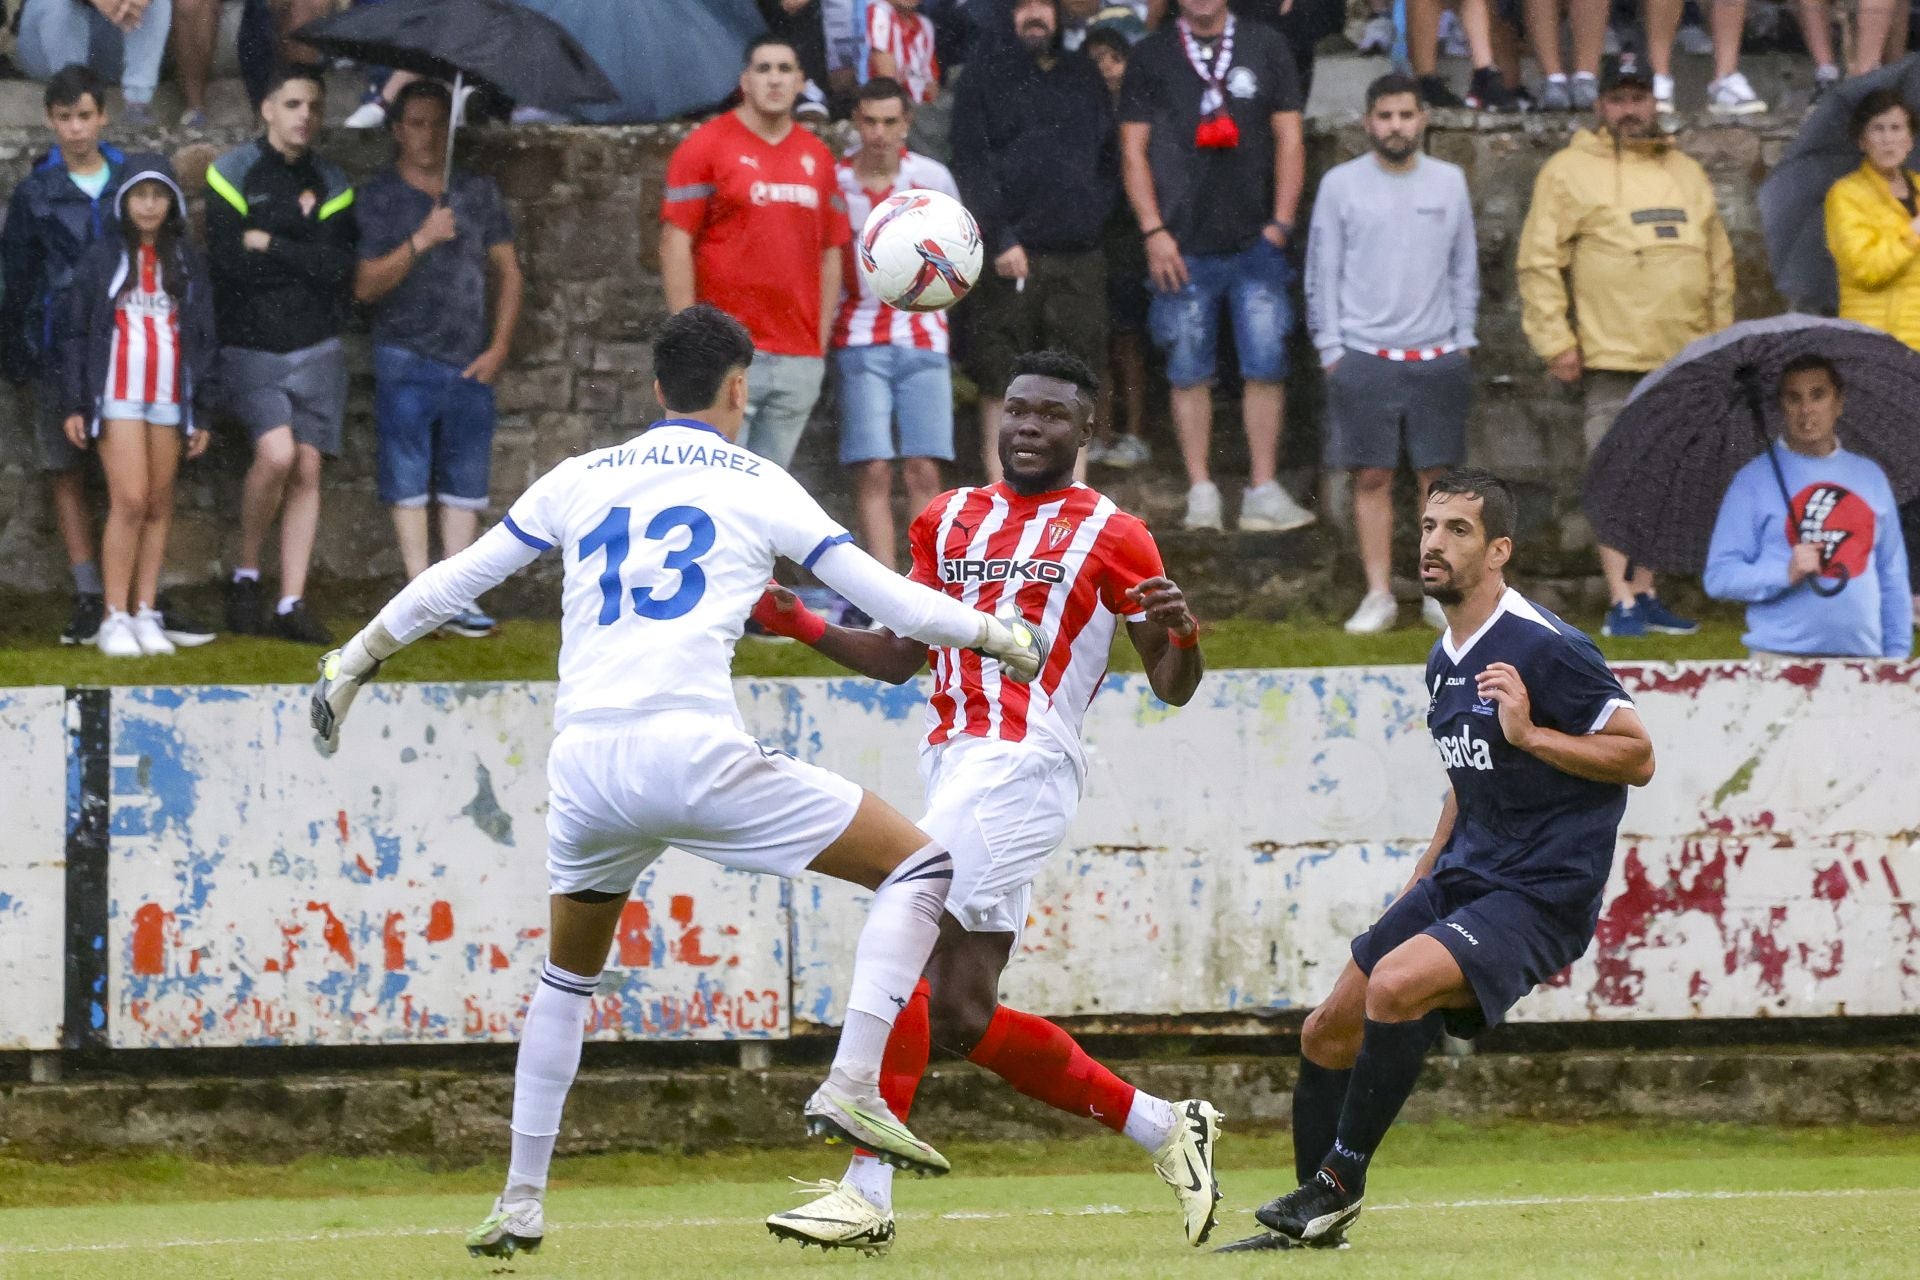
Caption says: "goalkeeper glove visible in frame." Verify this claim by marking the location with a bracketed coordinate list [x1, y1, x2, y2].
[973, 610, 1050, 683]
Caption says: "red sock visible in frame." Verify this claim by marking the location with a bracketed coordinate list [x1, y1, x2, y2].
[854, 978, 930, 1158]
[966, 1005, 1136, 1133]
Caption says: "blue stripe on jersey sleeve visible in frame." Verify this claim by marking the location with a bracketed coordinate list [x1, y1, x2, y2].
[502, 512, 554, 552]
[801, 531, 854, 571]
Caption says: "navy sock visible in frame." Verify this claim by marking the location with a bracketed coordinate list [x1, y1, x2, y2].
[1291, 1056, 1353, 1184]
[1322, 1013, 1443, 1196]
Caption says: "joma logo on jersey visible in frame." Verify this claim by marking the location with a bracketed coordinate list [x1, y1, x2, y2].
[942, 558, 1068, 584]
[1434, 722, 1493, 771]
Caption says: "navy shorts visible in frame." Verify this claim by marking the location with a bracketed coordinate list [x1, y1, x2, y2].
[1349, 872, 1595, 1038]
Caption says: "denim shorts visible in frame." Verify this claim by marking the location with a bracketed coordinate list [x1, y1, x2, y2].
[100, 399, 184, 428]
[1146, 237, 1295, 388]
[373, 344, 498, 509]
[833, 343, 955, 465]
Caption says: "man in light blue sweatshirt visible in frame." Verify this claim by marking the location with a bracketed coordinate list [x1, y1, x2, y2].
[1704, 353, 1911, 659]
[1305, 72, 1478, 636]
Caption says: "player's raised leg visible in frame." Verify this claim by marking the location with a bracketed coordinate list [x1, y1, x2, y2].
[798, 791, 957, 1175]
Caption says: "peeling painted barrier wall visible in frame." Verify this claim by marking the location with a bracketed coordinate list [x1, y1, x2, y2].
[7, 663, 1916, 1050]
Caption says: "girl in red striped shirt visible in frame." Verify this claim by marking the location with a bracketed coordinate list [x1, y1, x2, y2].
[61, 161, 218, 657]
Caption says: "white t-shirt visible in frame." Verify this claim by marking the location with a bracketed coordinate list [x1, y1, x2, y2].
[372, 417, 999, 732]
[499, 420, 848, 726]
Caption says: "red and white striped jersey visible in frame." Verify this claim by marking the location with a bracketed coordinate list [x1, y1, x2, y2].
[908, 482, 1166, 772]
[866, 2, 940, 104]
[107, 245, 180, 407]
[833, 151, 960, 353]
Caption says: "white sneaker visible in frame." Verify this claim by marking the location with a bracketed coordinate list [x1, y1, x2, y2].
[1238, 482, 1315, 532]
[96, 610, 144, 658]
[1151, 1099, 1224, 1246]
[1422, 596, 1448, 630]
[804, 1079, 950, 1176]
[766, 1178, 896, 1254]
[1707, 71, 1766, 116]
[1653, 73, 1676, 116]
[1357, 14, 1395, 55]
[132, 608, 177, 656]
[1104, 435, 1151, 469]
[1183, 482, 1224, 531]
[344, 99, 388, 129]
[1343, 591, 1399, 635]
[466, 1196, 543, 1258]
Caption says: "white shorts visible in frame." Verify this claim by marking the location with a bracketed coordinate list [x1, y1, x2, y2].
[545, 709, 864, 896]
[917, 735, 1080, 941]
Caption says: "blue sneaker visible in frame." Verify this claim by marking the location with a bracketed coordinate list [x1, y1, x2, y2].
[440, 607, 498, 638]
[1635, 592, 1698, 635]
[1601, 601, 1646, 638]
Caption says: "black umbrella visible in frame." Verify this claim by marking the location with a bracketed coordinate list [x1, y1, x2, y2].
[1758, 55, 1920, 313]
[1582, 315, 1920, 590]
[294, 0, 619, 182]
[516, 0, 765, 124]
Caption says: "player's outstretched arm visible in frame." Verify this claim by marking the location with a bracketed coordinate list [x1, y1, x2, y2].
[1124, 575, 1205, 706]
[752, 584, 928, 684]
[1476, 662, 1656, 787]
[309, 523, 545, 755]
[807, 540, 1050, 682]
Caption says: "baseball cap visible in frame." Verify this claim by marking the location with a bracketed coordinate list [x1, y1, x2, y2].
[1599, 53, 1653, 93]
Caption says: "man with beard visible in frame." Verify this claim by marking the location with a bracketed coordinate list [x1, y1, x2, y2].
[1306, 74, 1478, 637]
[1221, 467, 1656, 1253]
[951, 0, 1116, 481]
[1517, 55, 1732, 640]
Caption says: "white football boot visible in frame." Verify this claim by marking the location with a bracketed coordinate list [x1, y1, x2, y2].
[1151, 1098, 1225, 1246]
[766, 1178, 896, 1255]
[466, 1196, 543, 1258]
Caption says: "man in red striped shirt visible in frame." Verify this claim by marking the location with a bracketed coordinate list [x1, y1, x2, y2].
[833, 77, 958, 571]
[757, 349, 1223, 1255]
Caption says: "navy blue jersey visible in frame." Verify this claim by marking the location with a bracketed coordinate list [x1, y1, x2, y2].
[1425, 589, 1632, 923]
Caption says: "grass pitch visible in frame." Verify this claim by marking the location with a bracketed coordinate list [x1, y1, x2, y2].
[0, 1122, 1914, 1279]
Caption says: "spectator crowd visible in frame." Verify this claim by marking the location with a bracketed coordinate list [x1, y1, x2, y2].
[4, 0, 1920, 664]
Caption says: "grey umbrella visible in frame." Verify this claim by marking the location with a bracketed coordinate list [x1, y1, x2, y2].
[1758, 55, 1920, 313]
[1583, 314, 1920, 589]
[514, 0, 767, 124]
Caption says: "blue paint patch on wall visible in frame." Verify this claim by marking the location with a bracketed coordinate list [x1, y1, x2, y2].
[824, 677, 924, 723]
[109, 714, 200, 840]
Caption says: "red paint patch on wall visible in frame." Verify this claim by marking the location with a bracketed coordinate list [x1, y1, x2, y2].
[337, 810, 350, 843]
[489, 945, 511, 971]
[669, 894, 719, 966]
[305, 901, 355, 966]
[1591, 843, 1731, 1007]
[1812, 862, 1850, 901]
[130, 903, 174, 975]
[616, 901, 653, 967]
[424, 900, 454, 942]
[383, 912, 407, 971]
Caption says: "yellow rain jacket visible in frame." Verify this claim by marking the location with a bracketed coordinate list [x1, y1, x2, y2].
[1517, 128, 1735, 372]
[1826, 161, 1920, 351]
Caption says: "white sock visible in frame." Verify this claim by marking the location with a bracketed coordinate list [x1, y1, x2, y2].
[504, 958, 598, 1201]
[231, 567, 260, 583]
[830, 843, 953, 1084]
[1122, 1091, 1178, 1153]
[1547, 72, 1567, 85]
[844, 1153, 895, 1213]
[276, 595, 300, 615]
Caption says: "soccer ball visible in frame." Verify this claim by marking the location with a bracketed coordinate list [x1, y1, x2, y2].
[856, 188, 983, 313]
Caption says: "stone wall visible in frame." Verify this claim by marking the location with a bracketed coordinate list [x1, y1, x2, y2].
[0, 114, 1796, 606]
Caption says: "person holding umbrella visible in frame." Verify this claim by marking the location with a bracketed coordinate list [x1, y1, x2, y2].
[1517, 54, 1732, 639]
[1704, 353, 1911, 660]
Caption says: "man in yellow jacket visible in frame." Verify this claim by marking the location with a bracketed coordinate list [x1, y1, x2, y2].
[1517, 56, 1735, 639]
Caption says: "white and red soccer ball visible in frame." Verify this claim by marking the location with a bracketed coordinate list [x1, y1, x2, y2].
[856, 188, 983, 313]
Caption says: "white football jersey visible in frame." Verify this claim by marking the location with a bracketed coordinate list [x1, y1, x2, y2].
[502, 419, 849, 728]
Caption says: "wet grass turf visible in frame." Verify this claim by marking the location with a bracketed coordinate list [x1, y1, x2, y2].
[0, 1122, 1914, 1278]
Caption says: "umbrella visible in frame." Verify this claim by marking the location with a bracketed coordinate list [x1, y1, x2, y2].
[1582, 314, 1920, 589]
[294, 0, 619, 183]
[1758, 55, 1920, 313]
[514, 0, 766, 125]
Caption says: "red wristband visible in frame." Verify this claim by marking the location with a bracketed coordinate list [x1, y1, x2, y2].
[751, 589, 828, 644]
[1169, 622, 1200, 649]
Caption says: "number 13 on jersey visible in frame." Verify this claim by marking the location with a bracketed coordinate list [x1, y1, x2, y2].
[578, 505, 715, 624]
